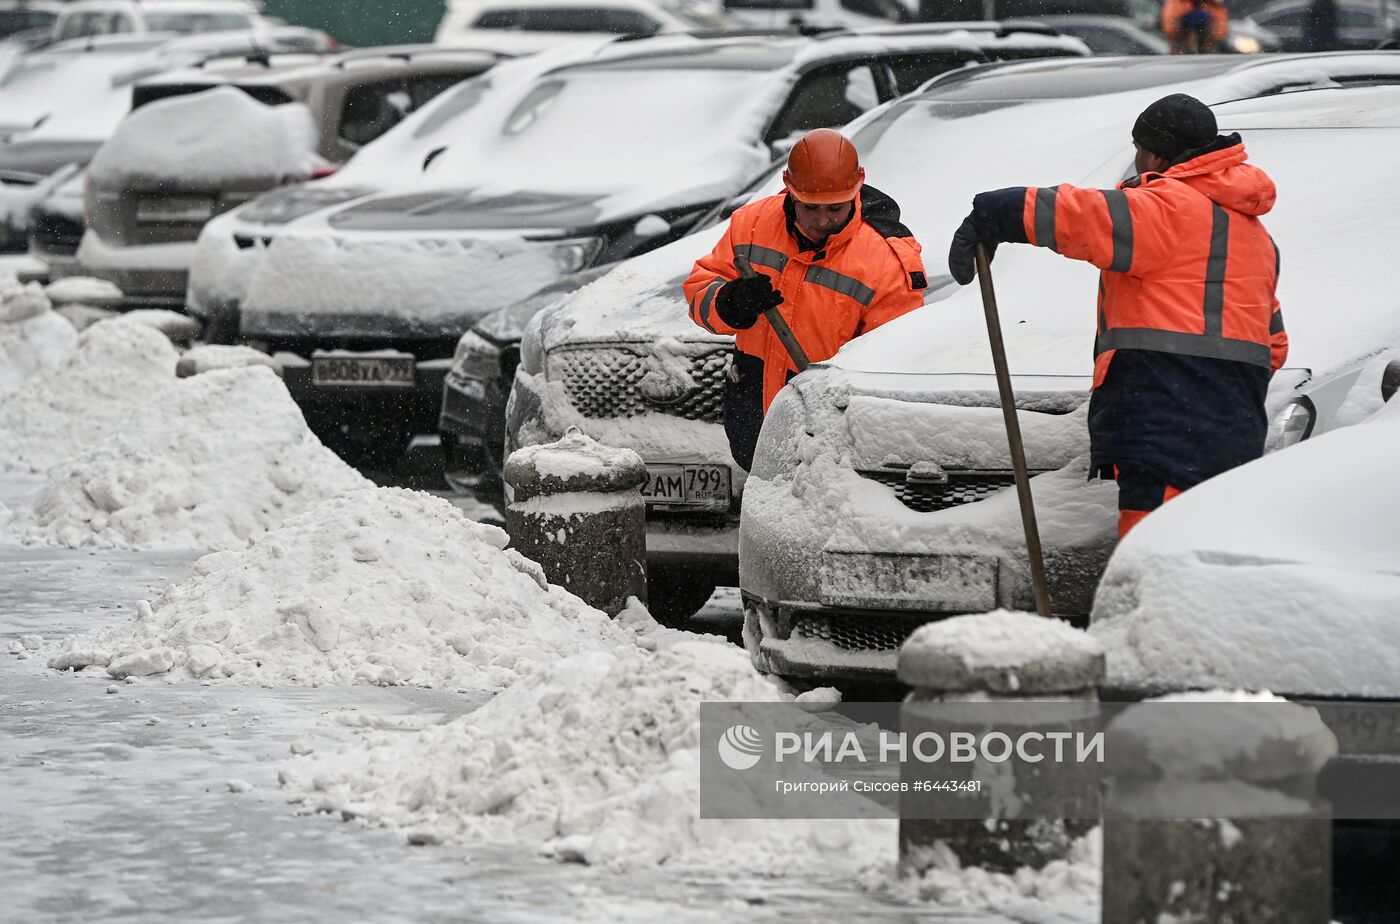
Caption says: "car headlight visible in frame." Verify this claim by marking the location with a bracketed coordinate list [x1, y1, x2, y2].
[750, 385, 809, 480]
[1231, 35, 1262, 53]
[450, 328, 503, 382]
[550, 236, 603, 275]
[1264, 396, 1316, 453]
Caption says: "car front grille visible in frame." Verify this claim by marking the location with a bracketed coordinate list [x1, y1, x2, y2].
[550, 344, 730, 422]
[792, 611, 934, 652]
[30, 210, 83, 256]
[859, 470, 1027, 513]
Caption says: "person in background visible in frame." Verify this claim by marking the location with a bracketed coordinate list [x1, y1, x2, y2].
[1162, 0, 1229, 52]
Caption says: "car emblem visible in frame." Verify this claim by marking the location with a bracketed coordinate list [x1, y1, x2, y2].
[636, 349, 696, 407]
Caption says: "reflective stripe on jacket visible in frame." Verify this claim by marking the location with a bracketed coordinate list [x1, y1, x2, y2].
[1021, 138, 1287, 390]
[684, 187, 926, 411]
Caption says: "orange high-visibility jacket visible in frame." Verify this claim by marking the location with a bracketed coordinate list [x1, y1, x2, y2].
[684, 189, 926, 410]
[1021, 139, 1287, 389]
[1162, 0, 1230, 40]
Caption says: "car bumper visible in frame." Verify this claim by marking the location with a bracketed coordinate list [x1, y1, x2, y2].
[439, 369, 508, 505]
[73, 235, 195, 309]
[280, 353, 452, 439]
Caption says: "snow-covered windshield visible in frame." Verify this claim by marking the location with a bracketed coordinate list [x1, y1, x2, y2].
[417, 65, 775, 203]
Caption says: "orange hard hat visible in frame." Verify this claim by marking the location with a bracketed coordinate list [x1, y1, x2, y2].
[783, 129, 865, 205]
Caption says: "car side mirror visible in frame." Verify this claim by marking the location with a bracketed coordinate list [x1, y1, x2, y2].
[633, 214, 670, 239]
[1382, 359, 1400, 402]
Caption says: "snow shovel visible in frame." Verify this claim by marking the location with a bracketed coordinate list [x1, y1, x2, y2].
[975, 244, 1054, 619]
[734, 253, 810, 372]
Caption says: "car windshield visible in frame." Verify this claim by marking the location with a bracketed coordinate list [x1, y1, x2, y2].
[0, 8, 57, 36]
[925, 57, 1242, 100]
[425, 67, 772, 197]
[143, 11, 255, 32]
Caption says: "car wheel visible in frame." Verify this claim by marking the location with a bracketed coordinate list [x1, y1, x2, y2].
[645, 569, 715, 628]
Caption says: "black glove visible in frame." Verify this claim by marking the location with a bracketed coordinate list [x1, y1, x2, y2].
[714, 274, 783, 330]
[948, 212, 998, 287]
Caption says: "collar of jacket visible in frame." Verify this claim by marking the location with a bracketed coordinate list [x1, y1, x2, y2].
[1122, 133, 1245, 189]
[781, 190, 864, 259]
[1121, 132, 1276, 216]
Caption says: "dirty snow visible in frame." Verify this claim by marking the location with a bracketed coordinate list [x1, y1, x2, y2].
[0, 272, 77, 392]
[45, 488, 633, 689]
[294, 639, 896, 874]
[0, 319, 179, 473]
[1091, 397, 1400, 698]
[87, 86, 318, 187]
[11, 366, 367, 550]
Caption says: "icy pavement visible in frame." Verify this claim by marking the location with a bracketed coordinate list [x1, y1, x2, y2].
[0, 492, 1089, 922]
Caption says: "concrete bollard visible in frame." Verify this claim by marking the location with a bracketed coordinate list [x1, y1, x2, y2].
[1102, 694, 1337, 924]
[503, 429, 647, 616]
[896, 609, 1105, 874]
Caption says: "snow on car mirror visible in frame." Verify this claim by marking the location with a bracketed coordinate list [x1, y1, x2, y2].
[385, 90, 412, 118]
[633, 214, 670, 239]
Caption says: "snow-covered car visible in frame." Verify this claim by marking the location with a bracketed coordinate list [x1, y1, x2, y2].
[50, 0, 267, 42]
[444, 23, 1088, 511]
[507, 52, 1400, 634]
[72, 47, 505, 309]
[0, 30, 337, 256]
[1244, 0, 1400, 51]
[435, 0, 733, 52]
[1002, 14, 1170, 52]
[215, 27, 1083, 479]
[720, 0, 909, 30]
[739, 80, 1400, 687]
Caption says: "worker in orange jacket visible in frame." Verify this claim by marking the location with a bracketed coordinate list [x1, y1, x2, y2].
[947, 94, 1287, 538]
[685, 129, 927, 470]
[1162, 0, 1230, 52]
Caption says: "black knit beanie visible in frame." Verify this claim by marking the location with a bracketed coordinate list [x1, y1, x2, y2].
[1132, 94, 1218, 161]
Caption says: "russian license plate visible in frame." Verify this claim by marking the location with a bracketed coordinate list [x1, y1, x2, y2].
[135, 194, 216, 224]
[312, 356, 415, 387]
[641, 464, 730, 508]
[819, 551, 998, 612]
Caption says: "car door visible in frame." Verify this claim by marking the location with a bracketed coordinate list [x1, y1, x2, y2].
[763, 58, 886, 151]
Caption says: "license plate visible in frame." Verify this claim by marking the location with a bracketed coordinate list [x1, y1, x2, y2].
[819, 551, 997, 612]
[1310, 702, 1400, 757]
[641, 464, 730, 508]
[135, 195, 216, 224]
[312, 356, 415, 387]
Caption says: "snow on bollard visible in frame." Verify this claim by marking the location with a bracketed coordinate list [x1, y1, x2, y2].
[503, 429, 647, 616]
[1102, 692, 1337, 924]
[896, 610, 1104, 875]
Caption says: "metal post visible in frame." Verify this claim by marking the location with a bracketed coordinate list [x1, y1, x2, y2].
[975, 244, 1053, 619]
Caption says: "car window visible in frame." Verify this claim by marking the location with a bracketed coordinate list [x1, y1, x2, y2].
[473, 9, 522, 27]
[477, 6, 661, 32]
[1059, 22, 1158, 53]
[143, 12, 256, 32]
[766, 62, 882, 144]
[1256, 8, 1306, 26]
[0, 9, 58, 37]
[883, 52, 978, 94]
[340, 78, 416, 146]
[840, 0, 907, 21]
[413, 76, 492, 137]
[56, 11, 106, 39]
[1338, 6, 1379, 26]
[724, 0, 813, 8]
[406, 72, 476, 108]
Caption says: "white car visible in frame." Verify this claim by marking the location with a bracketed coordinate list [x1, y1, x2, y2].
[720, 0, 910, 30]
[435, 0, 732, 52]
[740, 80, 1400, 686]
[51, 0, 267, 42]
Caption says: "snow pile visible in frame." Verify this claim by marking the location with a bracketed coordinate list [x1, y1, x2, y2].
[176, 344, 281, 377]
[889, 828, 1100, 913]
[47, 488, 631, 688]
[87, 86, 318, 188]
[0, 319, 178, 472]
[1091, 397, 1400, 698]
[296, 640, 895, 873]
[45, 276, 124, 307]
[0, 271, 77, 392]
[17, 366, 367, 550]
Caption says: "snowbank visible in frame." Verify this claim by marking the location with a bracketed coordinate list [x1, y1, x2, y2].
[15, 366, 367, 550]
[0, 319, 178, 472]
[889, 829, 1100, 913]
[47, 488, 631, 688]
[1091, 398, 1400, 698]
[45, 276, 123, 307]
[87, 87, 318, 188]
[295, 639, 896, 873]
[0, 271, 77, 392]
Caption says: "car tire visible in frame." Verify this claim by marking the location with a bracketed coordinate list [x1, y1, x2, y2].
[645, 569, 715, 628]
